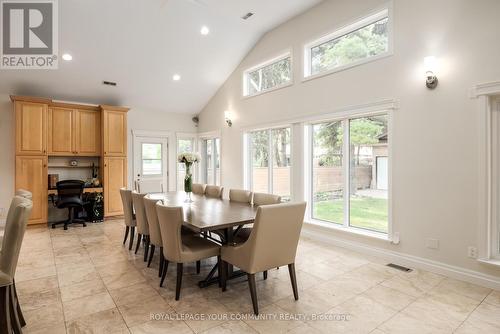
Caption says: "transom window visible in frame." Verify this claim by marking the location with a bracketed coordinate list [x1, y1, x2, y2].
[310, 114, 389, 234]
[246, 127, 291, 201]
[304, 8, 390, 78]
[243, 53, 292, 97]
[141, 143, 162, 175]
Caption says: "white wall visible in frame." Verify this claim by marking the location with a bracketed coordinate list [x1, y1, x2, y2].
[197, 0, 500, 278]
[0, 93, 196, 216]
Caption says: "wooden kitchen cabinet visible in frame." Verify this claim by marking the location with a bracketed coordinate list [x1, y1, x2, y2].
[15, 155, 48, 224]
[102, 107, 127, 156]
[15, 101, 48, 156]
[75, 109, 101, 156]
[103, 156, 127, 216]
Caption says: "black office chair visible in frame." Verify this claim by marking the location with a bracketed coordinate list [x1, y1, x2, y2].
[51, 180, 87, 230]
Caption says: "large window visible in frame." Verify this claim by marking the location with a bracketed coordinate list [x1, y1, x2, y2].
[201, 137, 220, 185]
[177, 137, 195, 190]
[243, 53, 292, 97]
[247, 127, 291, 201]
[304, 9, 390, 78]
[142, 143, 162, 175]
[311, 114, 389, 234]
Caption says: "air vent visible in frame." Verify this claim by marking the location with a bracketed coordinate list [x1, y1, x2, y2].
[102, 81, 117, 87]
[386, 263, 412, 272]
[241, 12, 254, 20]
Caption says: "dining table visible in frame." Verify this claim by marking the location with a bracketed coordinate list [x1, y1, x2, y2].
[147, 191, 259, 287]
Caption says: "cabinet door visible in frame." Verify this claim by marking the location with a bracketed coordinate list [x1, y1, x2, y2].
[103, 110, 127, 156]
[75, 110, 101, 156]
[48, 107, 75, 155]
[15, 156, 48, 224]
[104, 157, 127, 216]
[15, 102, 48, 155]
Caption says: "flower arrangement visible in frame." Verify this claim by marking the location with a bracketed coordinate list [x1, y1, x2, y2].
[177, 152, 201, 164]
[177, 152, 201, 202]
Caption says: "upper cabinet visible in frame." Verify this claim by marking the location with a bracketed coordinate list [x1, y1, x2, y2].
[102, 106, 128, 156]
[47, 106, 101, 156]
[15, 100, 48, 156]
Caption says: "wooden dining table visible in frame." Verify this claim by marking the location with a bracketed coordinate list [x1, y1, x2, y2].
[147, 191, 259, 287]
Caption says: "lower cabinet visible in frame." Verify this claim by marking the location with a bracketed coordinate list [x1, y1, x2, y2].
[103, 157, 127, 216]
[15, 156, 48, 224]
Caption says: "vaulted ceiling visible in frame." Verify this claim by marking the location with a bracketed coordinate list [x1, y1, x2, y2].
[0, 0, 322, 113]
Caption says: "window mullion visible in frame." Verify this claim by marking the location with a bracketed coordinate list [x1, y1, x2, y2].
[343, 119, 350, 228]
[268, 129, 273, 194]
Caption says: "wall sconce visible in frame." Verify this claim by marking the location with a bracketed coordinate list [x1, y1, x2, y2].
[424, 56, 438, 89]
[224, 111, 233, 127]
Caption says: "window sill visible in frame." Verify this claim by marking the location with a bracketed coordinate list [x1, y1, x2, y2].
[477, 258, 500, 267]
[304, 219, 390, 242]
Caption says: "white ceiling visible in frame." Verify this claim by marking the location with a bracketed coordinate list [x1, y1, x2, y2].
[0, 0, 322, 113]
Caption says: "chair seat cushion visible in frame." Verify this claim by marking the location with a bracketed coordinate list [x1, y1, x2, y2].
[179, 235, 220, 263]
[57, 197, 83, 208]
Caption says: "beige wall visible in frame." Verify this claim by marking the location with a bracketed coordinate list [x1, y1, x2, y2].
[197, 0, 500, 277]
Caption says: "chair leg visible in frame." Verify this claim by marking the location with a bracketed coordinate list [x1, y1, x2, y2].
[288, 263, 299, 300]
[135, 233, 142, 254]
[123, 226, 130, 245]
[147, 244, 155, 267]
[158, 248, 164, 277]
[263, 270, 268, 280]
[175, 263, 183, 301]
[12, 281, 25, 327]
[8, 286, 21, 334]
[143, 236, 150, 262]
[160, 260, 169, 287]
[129, 226, 135, 250]
[247, 273, 259, 315]
[0, 286, 12, 334]
[221, 260, 228, 292]
[196, 260, 200, 274]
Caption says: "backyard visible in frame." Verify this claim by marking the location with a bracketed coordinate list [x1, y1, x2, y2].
[313, 196, 388, 233]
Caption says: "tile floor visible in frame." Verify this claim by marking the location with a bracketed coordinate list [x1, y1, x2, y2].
[14, 219, 500, 333]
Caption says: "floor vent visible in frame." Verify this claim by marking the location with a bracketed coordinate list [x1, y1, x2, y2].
[386, 263, 412, 272]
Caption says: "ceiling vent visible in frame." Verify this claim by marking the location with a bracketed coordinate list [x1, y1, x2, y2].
[102, 81, 117, 87]
[241, 12, 254, 20]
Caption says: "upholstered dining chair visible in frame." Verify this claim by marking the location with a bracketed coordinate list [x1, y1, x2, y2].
[156, 203, 220, 300]
[120, 188, 136, 250]
[0, 196, 32, 333]
[220, 202, 307, 315]
[14, 189, 32, 200]
[229, 189, 253, 204]
[205, 185, 224, 199]
[192, 183, 206, 195]
[131, 191, 150, 261]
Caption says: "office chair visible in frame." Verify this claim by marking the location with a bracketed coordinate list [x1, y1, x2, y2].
[51, 180, 87, 230]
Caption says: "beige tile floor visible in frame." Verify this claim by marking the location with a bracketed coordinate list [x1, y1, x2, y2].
[14, 219, 500, 334]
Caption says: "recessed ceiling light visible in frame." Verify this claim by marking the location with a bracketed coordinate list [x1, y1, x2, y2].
[200, 26, 210, 35]
[62, 53, 72, 61]
[172, 74, 181, 81]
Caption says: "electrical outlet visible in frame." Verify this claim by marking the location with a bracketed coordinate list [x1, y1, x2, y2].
[468, 246, 478, 259]
[426, 238, 439, 249]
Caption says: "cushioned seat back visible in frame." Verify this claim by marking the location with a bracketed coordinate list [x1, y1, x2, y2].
[15, 189, 32, 200]
[132, 191, 149, 235]
[120, 188, 136, 227]
[144, 197, 162, 247]
[253, 193, 281, 206]
[192, 183, 206, 195]
[0, 196, 32, 284]
[245, 202, 306, 273]
[56, 180, 84, 207]
[229, 189, 253, 204]
[205, 185, 223, 199]
[156, 203, 183, 262]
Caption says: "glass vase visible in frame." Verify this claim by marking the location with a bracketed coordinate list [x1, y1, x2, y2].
[184, 162, 193, 203]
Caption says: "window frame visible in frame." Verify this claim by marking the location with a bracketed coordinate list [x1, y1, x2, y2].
[198, 131, 221, 186]
[244, 125, 293, 200]
[306, 110, 392, 239]
[141, 142, 163, 176]
[243, 50, 294, 98]
[176, 133, 197, 191]
[491, 99, 500, 259]
[303, 6, 393, 81]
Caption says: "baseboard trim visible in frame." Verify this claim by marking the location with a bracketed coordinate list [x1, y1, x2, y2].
[302, 224, 500, 290]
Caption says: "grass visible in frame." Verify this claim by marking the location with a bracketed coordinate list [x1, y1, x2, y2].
[313, 197, 388, 233]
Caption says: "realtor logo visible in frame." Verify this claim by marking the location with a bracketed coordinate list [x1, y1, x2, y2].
[1, 0, 58, 69]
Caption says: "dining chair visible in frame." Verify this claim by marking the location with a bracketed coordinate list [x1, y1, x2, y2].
[120, 188, 136, 250]
[131, 191, 150, 261]
[220, 202, 306, 315]
[229, 189, 253, 204]
[192, 183, 206, 195]
[0, 196, 32, 333]
[14, 189, 32, 200]
[205, 185, 224, 199]
[156, 203, 220, 300]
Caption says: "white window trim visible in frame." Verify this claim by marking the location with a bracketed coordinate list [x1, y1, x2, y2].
[242, 50, 293, 98]
[472, 81, 500, 266]
[303, 104, 395, 242]
[198, 131, 221, 186]
[176, 132, 198, 190]
[303, 4, 393, 81]
[243, 125, 293, 199]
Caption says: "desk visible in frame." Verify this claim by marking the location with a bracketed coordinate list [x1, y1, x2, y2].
[147, 192, 259, 287]
[48, 187, 103, 195]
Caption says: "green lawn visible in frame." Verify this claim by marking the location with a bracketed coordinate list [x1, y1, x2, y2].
[313, 197, 388, 233]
